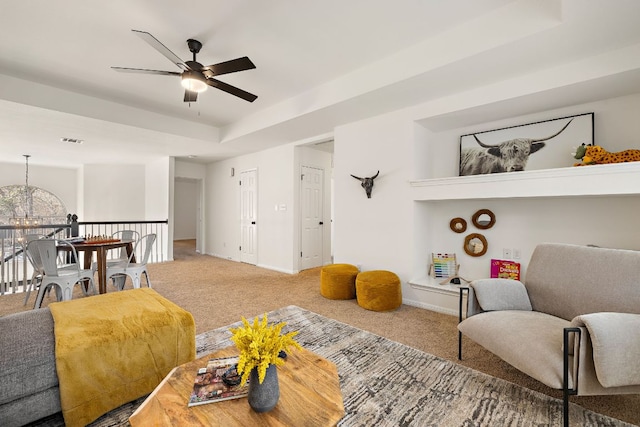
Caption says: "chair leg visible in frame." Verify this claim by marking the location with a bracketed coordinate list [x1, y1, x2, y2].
[112, 275, 126, 291]
[23, 277, 38, 306]
[458, 287, 469, 360]
[34, 283, 57, 309]
[563, 327, 581, 427]
[83, 279, 97, 295]
[34, 284, 47, 309]
[563, 391, 569, 427]
[144, 270, 152, 288]
[62, 283, 74, 301]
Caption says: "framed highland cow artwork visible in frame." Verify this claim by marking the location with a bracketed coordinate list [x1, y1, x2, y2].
[458, 112, 594, 176]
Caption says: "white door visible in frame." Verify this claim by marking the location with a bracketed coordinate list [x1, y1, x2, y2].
[300, 166, 324, 270]
[240, 169, 258, 265]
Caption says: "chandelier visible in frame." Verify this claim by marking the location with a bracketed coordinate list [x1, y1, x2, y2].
[10, 155, 41, 227]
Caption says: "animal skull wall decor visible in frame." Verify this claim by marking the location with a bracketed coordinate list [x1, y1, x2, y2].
[351, 170, 379, 198]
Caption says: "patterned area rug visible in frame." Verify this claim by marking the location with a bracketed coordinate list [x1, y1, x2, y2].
[30, 305, 631, 427]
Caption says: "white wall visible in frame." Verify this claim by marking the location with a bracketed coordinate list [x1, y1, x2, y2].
[0, 161, 78, 217]
[0, 160, 173, 225]
[82, 164, 145, 221]
[1, 159, 172, 260]
[206, 142, 333, 273]
[206, 144, 295, 272]
[333, 92, 640, 312]
[333, 112, 415, 276]
[175, 160, 206, 180]
[145, 157, 172, 260]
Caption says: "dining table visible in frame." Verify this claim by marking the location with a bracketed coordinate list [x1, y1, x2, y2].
[71, 239, 136, 294]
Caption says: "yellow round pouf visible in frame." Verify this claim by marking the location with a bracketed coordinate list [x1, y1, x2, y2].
[320, 264, 359, 300]
[356, 270, 402, 311]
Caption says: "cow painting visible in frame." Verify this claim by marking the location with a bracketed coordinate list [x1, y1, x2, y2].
[459, 119, 573, 176]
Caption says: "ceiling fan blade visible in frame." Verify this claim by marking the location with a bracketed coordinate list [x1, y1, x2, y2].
[206, 78, 258, 102]
[111, 67, 181, 76]
[184, 90, 198, 103]
[201, 57, 256, 77]
[132, 30, 190, 71]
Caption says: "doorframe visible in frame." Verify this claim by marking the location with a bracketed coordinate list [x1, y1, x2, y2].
[239, 168, 258, 265]
[299, 165, 325, 271]
[173, 176, 204, 254]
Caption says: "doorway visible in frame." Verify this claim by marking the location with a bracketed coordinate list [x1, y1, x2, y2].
[174, 177, 202, 255]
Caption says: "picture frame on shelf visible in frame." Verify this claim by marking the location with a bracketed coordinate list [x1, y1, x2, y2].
[459, 112, 594, 176]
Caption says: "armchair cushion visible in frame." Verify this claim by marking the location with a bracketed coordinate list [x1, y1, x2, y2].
[470, 279, 532, 312]
[571, 312, 640, 388]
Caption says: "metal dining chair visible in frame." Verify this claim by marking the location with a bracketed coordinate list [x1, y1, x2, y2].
[30, 239, 97, 308]
[22, 235, 45, 306]
[91, 229, 141, 274]
[106, 233, 156, 290]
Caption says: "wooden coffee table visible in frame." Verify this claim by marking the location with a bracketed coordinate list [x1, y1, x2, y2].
[129, 346, 344, 426]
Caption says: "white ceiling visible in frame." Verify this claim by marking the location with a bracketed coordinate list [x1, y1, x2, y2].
[2, 0, 640, 167]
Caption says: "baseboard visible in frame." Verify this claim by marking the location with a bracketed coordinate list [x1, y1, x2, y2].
[256, 263, 296, 274]
[205, 254, 297, 275]
[402, 298, 457, 317]
[208, 252, 237, 261]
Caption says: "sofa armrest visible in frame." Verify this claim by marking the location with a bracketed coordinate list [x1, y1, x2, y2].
[571, 312, 640, 388]
[469, 278, 532, 312]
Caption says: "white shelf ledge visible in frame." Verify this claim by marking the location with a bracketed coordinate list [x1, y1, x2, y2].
[410, 163, 640, 201]
[408, 277, 467, 296]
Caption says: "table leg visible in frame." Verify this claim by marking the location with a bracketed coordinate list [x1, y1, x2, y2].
[82, 249, 94, 293]
[126, 242, 136, 263]
[97, 247, 107, 294]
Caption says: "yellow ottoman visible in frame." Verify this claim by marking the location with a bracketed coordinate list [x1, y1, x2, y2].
[320, 263, 359, 300]
[49, 289, 195, 426]
[356, 270, 402, 311]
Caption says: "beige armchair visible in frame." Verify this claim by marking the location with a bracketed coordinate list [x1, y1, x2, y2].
[457, 243, 640, 427]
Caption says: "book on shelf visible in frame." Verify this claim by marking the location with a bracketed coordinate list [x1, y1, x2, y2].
[187, 356, 249, 407]
[490, 259, 521, 281]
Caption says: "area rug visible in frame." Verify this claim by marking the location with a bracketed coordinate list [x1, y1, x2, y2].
[30, 305, 632, 427]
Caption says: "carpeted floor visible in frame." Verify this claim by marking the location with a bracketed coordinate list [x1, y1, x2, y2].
[2, 240, 638, 426]
[27, 305, 635, 427]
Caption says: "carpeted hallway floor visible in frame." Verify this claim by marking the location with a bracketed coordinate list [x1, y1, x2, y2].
[1, 239, 638, 425]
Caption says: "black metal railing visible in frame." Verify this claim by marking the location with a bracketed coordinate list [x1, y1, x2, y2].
[76, 220, 168, 265]
[0, 216, 168, 296]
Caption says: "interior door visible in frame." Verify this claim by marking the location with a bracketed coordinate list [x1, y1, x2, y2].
[300, 166, 323, 270]
[240, 169, 257, 265]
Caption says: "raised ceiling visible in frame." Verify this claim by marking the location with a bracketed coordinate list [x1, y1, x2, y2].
[1, 1, 640, 167]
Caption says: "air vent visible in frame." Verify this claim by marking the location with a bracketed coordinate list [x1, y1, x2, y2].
[60, 137, 84, 144]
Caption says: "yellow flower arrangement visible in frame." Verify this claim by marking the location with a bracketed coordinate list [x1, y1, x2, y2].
[230, 313, 301, 385]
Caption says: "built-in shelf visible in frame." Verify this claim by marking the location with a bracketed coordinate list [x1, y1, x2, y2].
[408, 276, 466, 296]
[410, 163, 640, 201]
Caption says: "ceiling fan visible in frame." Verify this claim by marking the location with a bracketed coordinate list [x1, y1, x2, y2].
[112, 30, 257, 103]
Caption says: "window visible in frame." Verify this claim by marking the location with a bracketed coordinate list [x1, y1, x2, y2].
[0, 185, 68, 225]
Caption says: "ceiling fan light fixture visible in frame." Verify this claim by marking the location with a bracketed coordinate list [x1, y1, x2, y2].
[181, 71, 207, 93]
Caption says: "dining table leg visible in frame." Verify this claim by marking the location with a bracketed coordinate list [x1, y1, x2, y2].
[97, 246, 107, 294]
[82, 248, 95, 293]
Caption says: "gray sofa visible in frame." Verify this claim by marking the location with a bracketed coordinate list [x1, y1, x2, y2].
[458, 243, 640, 427]
[0, 308, 61, 426]
[0, 288, 196, 427]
